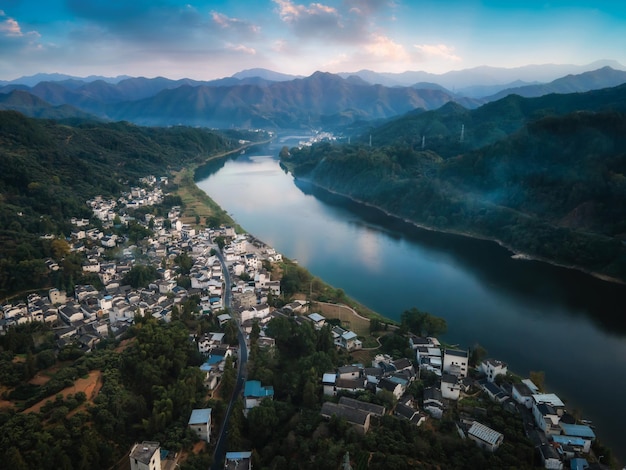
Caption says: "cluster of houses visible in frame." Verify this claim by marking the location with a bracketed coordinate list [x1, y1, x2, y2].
[0, 174, 285, 361]
[316, 332, 599, 468]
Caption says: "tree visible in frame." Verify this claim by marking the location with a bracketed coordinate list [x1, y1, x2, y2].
[122, 265, 159, 288]
[529, 371, 545, 392]
[220, 356, 236, 399]
[224, 320, 239, 346]
[247, 399, 279, 447]
[469, 343, 488, 367]
[400, 307, 447, 337]
[214, 236, 226, 250]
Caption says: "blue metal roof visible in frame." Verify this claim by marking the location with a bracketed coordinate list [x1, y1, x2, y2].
[570, 458, 589, 470]
[188, 408, 212, 425]
[244, 380, 274, 398]
[559, 423, 596, 439]
[552, 435, 586, 446]
[226, 451, 252, 459]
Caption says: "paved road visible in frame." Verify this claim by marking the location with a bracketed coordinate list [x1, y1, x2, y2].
[210, 249, 248, 470]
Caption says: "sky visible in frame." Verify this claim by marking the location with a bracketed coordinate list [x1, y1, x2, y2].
[1, 0, 625, 80]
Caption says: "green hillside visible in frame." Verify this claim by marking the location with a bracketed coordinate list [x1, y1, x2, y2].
[0, 111, 236, 297]
[283, 105, 626, 281]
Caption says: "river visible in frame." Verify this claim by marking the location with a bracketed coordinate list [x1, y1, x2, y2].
[196, 136, 626, 463]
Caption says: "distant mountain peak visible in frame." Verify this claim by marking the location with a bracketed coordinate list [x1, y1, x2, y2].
[231, 68, 300, 82]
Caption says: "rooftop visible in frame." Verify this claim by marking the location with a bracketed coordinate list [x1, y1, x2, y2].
[559, 423, 596, 439]
[129, 441, 160, 465]
[188, 408, 212, 425]
[468, 421, 503, 446]
[244, 380, 274, 398]
[445, 348, 468, 358]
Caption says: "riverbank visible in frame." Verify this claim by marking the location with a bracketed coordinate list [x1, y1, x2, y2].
[293, 175, 626, 286]
[171, 138, 273, 229]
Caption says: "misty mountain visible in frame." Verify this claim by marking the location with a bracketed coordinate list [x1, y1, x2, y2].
[231, 68, 302, 82]
[0, 72, 131, 87]
[2, 66, 624, 130]
[100, 71, 481, 128]
[485, 66, 626, 101]
[338, 60, 626, 91]
[360, 82, 626, 156]
[0, 90, 97, 121]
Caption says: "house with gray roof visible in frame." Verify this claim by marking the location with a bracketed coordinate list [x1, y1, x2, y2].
[320, 401, 371, 435]
[468, 421, 504, 452]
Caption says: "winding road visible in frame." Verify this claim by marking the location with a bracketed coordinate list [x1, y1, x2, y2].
[210, 249, 248, 470]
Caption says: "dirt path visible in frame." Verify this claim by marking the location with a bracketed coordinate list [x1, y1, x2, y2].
[23, 370, 103, 414]
[312, 301, 371, 336]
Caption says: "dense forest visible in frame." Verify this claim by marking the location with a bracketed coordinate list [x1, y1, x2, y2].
[0, 317, 208, 469]
[283, 87, 626, 281]
[0, 111, 261, 299]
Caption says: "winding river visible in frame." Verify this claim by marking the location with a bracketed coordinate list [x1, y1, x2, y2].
[196, 136, 626, 462]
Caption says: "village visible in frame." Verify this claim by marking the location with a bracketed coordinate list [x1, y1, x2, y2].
[0, 175, 607, 470]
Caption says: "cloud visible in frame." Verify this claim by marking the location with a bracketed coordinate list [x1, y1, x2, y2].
[365, 33, 409, 61]
[274, 0, 338, 22]
[211, 12, 260, 36]
[226, 43, 256, 55]
[414, 43, 461, 62]
[345, 0, 394, 17]
[0, 10, 41, 46]
[0, 17, 22, 36]
[273, 0, 344, 40]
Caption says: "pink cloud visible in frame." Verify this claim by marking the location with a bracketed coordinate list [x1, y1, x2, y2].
[414, 44, 461, 62]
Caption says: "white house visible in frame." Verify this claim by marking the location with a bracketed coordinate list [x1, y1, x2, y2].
[307, 313, 326, 329]
[188, 408, 212, 443]
[224, 452, 252, 470]
[416, 346, 442, 375]
[512, 382, 535, 409]
[443, 349, 469, 378]
[423, 387, 445, 419]
[468, 421, 504, 452]
[129, 442, 161, 470]
[337, 365, 361, 380]
[244, 380, 274, 412]
[322, 372, 337, 396]
[480, 358, 508, 382]
[532, 401, 562, 435]
[440, 373, 461, 401]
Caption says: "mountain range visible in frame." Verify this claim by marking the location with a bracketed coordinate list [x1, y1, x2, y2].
[1, 62, 625, 130]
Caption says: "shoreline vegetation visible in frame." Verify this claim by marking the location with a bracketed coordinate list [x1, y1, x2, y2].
[291, 173, 626, 286]
[172, 137, 273, 231]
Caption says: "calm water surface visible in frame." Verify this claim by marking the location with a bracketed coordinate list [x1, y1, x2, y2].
[197, 138, 626, 461]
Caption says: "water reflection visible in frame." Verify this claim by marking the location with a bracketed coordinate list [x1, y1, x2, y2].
[293, 177, 626, 336]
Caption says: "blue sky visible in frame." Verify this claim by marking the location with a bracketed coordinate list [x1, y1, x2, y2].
[1, 0, 625, 80]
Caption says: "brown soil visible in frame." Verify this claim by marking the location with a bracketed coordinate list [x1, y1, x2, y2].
[114, 337, 135, 352]
[22, 370, 103, 414]
[192, 441, 206, 454]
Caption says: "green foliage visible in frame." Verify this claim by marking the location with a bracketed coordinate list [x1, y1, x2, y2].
[122, 264, 159, 288]
[284, 110, 626, 280]
[279, 261, 313, 298]
[401, 307, 448, 337]
[0, 111, 234, 298]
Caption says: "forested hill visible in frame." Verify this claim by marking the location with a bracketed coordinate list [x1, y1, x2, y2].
[283, 108, 626, 282]
[358, 83, 626, 157]
[0, 111, 240, 297]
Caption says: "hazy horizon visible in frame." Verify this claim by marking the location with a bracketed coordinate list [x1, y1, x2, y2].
[2, 1, 625, 81]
